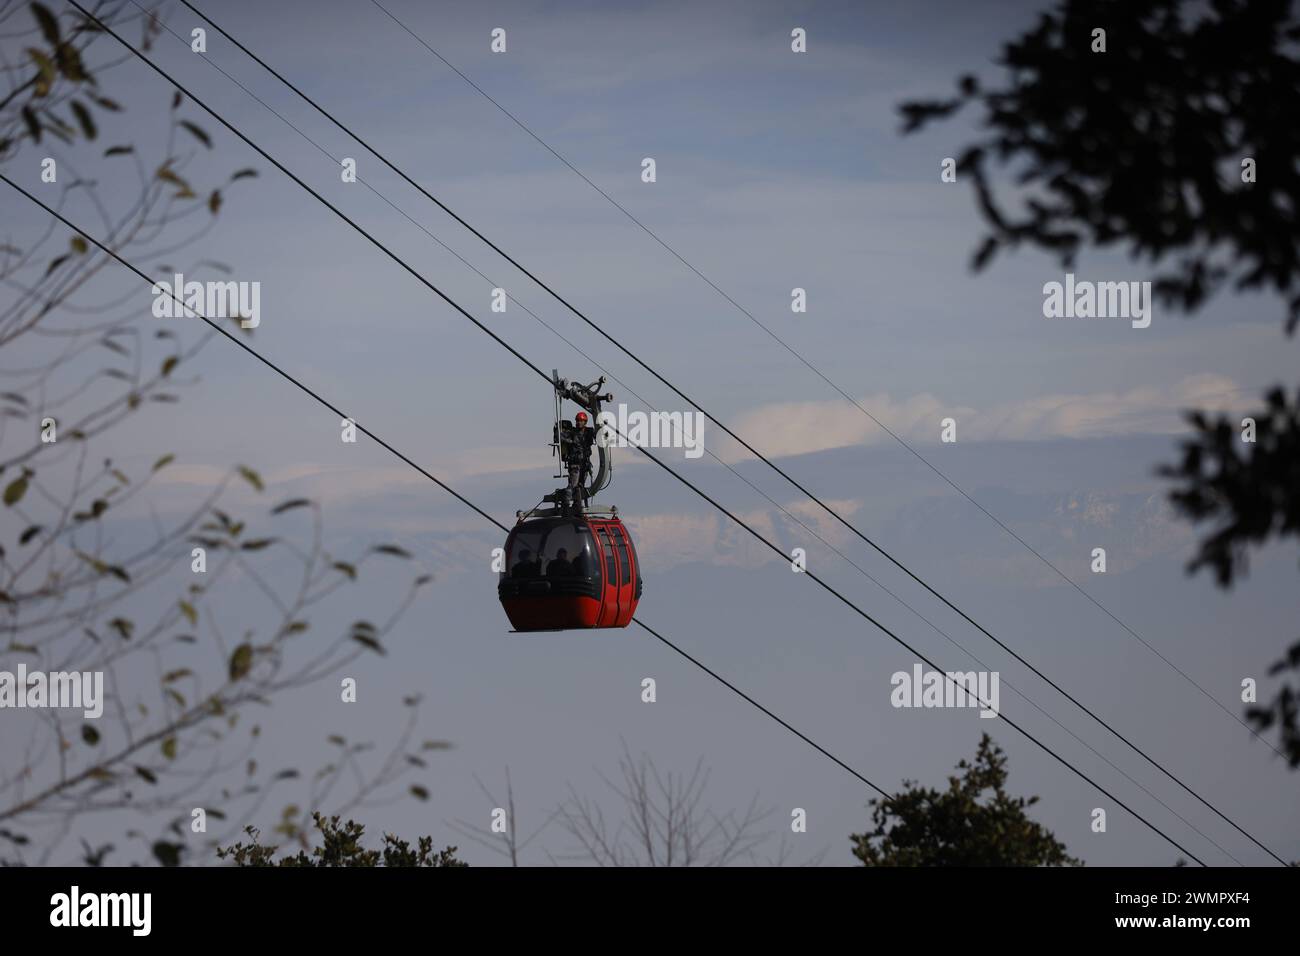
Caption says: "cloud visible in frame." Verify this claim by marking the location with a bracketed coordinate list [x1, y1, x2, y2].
[717, 373, 1252, 462]
[151, 446, 540, 496]
[624, 495, 863, 572]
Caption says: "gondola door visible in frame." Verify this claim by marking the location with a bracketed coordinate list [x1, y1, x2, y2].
[610, 524, 638, 626]
[594, 524, 621, 626]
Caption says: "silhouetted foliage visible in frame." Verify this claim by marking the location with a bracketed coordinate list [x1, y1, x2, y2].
[1160, 387, 1300, 765]
[900, 0, 1300, 330]
[217, 813, 466, 867]
[1161, 387, 1300, 587]
[851, 735, 1080, 866]
[903, 0, 1300, 766]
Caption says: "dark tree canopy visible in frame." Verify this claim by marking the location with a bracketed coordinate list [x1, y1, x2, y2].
[851, 735, 1080, 867]
[902, 0, 1300, 766]
[217, 813, 467, 868]
[902, 0, 1300, 330]
[1161, 386, 1300, 587]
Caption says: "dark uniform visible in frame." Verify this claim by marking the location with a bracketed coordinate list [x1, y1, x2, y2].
[564, 417, 596, 507]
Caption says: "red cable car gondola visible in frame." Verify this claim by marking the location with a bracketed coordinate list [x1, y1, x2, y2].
[498, 372, 643, 631]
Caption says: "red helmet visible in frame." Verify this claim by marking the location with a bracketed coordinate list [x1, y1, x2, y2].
[575, 411, 588, 425]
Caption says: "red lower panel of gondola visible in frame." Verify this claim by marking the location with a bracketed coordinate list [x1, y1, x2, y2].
[502, 595, 609, 631]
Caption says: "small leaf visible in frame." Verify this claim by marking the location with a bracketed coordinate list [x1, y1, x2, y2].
[18, 525, 41, 545]
[70, 235, 87, 254]
[178, 600, 197, 626]
[409, 785, 429, 801]
[31, 3, 60, 46]
[161, 355, 178, 376]
[20, 105, 40, 143]
[152, 454, 174, 472]
[230, 168, 258, 181]
[155, 164, 189, 189]
[270, 498, 310, 514]
[69, 99, 95, 139]
[134, 765, 157, 785]
[161, 737, 177, 760]
[81, 725, 100, 745]
[229, 643, 253, 681]
[371, 544, 412, 559]
[332, 561, 357, 580]
[179, 120, 211, 148]
[26, 48, 55, 95]
[208, 189, 222, 215]
[3, 475, 29, 506]
[54, 42, 87, 82]
[239, 538, 276, 551]
[103, 144, 133, 157]
[236, 465, 263, 491]
[350, 631, 385, 655]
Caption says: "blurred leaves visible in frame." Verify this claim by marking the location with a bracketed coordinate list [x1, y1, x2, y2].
[1162, 389, 1300, 766]
[151, 841, 182, 867]
[901, 0, 1300, 332]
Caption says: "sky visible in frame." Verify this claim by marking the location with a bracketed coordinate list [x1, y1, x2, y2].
[0, 0, 1297, 867]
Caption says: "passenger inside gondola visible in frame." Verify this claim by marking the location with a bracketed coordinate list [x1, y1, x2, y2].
[546, 547, 574, 577]
[511, 548, 541, 578]
[570, 549, 589, 578]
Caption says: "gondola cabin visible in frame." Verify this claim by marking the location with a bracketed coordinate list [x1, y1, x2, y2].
[498, 512, 642, 631]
